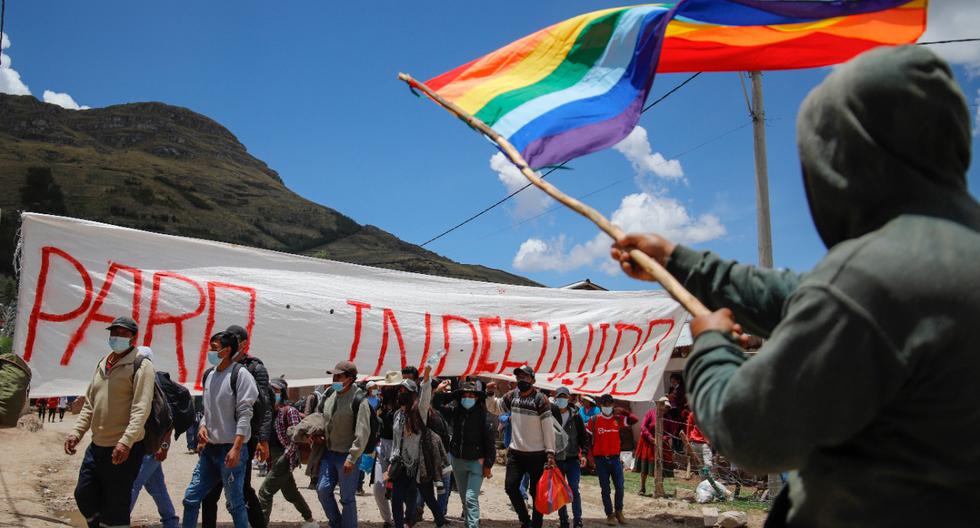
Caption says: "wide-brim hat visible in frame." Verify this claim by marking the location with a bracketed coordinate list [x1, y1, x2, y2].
[377, 370, 405, 386]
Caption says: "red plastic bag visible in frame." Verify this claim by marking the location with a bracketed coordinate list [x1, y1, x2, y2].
[535, 466, 573, 515]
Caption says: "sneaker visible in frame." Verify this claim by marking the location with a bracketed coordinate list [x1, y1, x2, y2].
[606, 514, 617, 526]
[574, 521, 584, 528]
[615, 511, 627, 525]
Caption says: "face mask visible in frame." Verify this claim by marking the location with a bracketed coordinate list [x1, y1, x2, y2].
[516, 380, 533, 393]
[398, 392, 414, 407]
[555, 398, 569, 410]
[460, 397, 476, 410]
[275, 394, 282, 404]
[367, 396, 379, 409]
[331, 382, 345, 393]
[108, 336, 131, 352]
[601, 406, 614, 416]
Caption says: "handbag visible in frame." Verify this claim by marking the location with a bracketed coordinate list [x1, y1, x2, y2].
[388, 455, 407, 481]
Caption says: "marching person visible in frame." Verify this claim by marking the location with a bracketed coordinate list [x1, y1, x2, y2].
[47, 396, 59, 422]
[588, 394, 638, 526]
[373, 372, 402, 528]
[181, 331, 258, 528]
[685, 410, 713, 477]
[311, 360, 372, 528]
[201, 325, 271, 528]
[486, 366, 557, 528]
[552, 388, 590, 528]
[610, 46, 980, 526]
[434, 379, 496, 528]
[634, 403, 660, 496]
[36, 397, 47, 420]
[387, 365, 447, 528]
[58, 395, 68, 422]
[130, 348, 179, 528]
[65, 316, 155, 528]
[258, 379, 317, 527]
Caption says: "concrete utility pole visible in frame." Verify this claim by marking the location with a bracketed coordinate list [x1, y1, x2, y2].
[749, 71, 774, 269]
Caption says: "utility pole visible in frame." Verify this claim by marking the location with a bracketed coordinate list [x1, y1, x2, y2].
[749, 71, 782, 502]
[750, 71, 774, 269]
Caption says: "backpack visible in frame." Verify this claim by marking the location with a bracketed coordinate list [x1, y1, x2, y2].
[155, 371, 195, 439]
[319, 389, 381, 454]
[132, 356, 173, 454]
[202, 360, 269, 443]
[0, 352, 31, 428]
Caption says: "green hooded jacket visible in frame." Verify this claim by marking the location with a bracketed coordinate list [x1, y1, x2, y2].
[672, 46, 980, 526]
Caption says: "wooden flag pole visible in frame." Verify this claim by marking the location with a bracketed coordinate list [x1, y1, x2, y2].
[399, 72, 710, 318]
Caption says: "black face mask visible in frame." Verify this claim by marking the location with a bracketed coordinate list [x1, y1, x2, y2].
[517, 380, 534, 393]
[398, 392, 414, 407]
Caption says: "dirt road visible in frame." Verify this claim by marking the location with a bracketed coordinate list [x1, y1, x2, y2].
[0, 420, 764, 527]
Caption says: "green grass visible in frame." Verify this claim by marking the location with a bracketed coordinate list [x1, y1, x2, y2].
[580, 468, 771, 514]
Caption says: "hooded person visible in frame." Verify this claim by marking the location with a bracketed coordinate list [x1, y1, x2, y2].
[611, 45, 980, 527]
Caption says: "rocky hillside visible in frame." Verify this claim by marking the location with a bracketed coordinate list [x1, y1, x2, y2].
[0, 94, 538, 286]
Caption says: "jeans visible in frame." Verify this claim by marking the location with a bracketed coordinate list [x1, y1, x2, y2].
[372, 440, 393, 524]
[519, 473, 529, 500]
[202, 438, 265, 528]
[317, 451, 360, 528]
[417, 470, 452, 519]
[182, 444, 250, 528]
[131, 454, 179, 528]
[259, 448, 314, 523]
[74, 441, 146, 528]
[391, 473, 419, 528]
[451, 458, 485, 528]
[505, 450, 546, 528]
[594, 455, 625, 515]
[557, 458, 582, 526]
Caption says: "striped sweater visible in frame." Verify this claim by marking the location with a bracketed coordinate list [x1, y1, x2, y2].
[488, 389, 556, 454]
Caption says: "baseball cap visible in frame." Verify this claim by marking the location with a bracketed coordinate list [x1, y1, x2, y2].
[106, 316, 138, 333]
[513, 365, 535, 379]
[554, 387, 570, 398]
[327, 360, 358, 377]
[597, 394, 614, 404]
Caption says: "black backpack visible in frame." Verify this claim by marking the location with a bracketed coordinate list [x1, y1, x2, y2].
[202, 361, 270, 443]
[156, 371, 195, 439]
[319, 389, 381, 453]
[132, 356, 173, 454]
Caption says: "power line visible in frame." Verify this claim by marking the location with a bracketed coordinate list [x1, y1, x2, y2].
[472, 120, 754, 243]
[917, 38, 980, 45]
[419, 72, 703, 247]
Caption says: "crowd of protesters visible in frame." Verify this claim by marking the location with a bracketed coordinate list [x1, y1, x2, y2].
[58, 314, 705, 528]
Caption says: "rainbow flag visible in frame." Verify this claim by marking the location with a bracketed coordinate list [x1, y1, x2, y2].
[423, 0, 926, 169]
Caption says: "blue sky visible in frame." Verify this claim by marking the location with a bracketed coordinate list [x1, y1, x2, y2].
[3, 1, 979, 291]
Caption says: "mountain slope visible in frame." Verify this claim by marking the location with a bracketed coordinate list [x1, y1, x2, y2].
[0, 94, 538, 286]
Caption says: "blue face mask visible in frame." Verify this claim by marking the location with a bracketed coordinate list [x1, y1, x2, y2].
[460, 397, 476, 410]
[367, 396, 379, 409]
[275, 393, 282, 404]
[207, 350, 221, 366]
[331, 382, 345, 393]
[108, 336, 131, 352]
[555, 398, 569, 409]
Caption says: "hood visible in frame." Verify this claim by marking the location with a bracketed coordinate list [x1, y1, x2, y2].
[797, 45, 972, 248]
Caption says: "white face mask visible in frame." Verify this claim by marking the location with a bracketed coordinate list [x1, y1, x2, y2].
[109, 336, 131, 352]
[601, 406, 614, 416]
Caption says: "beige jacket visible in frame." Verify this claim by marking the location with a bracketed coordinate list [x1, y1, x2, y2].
[72, 349, 155, 448]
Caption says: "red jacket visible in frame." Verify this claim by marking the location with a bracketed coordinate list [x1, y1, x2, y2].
[589, 412, 638, 457]
[686, 412, 707, 444]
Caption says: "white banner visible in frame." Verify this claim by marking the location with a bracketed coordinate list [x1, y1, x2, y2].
[14, 213, 686, 399]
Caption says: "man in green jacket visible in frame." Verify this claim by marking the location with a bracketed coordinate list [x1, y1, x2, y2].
[612, 46, 980, 526]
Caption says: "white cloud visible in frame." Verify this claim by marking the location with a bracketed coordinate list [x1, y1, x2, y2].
[43, 90, 90, 110]
[613, 126, 684, 188]
[974, 89, 980, 136]
[0, 33, 31, 96]
[0, 33, 89, 109]
[921, 0, 980, 75]
[490, 152, 553, 218]
[512, 192, 725, 273]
